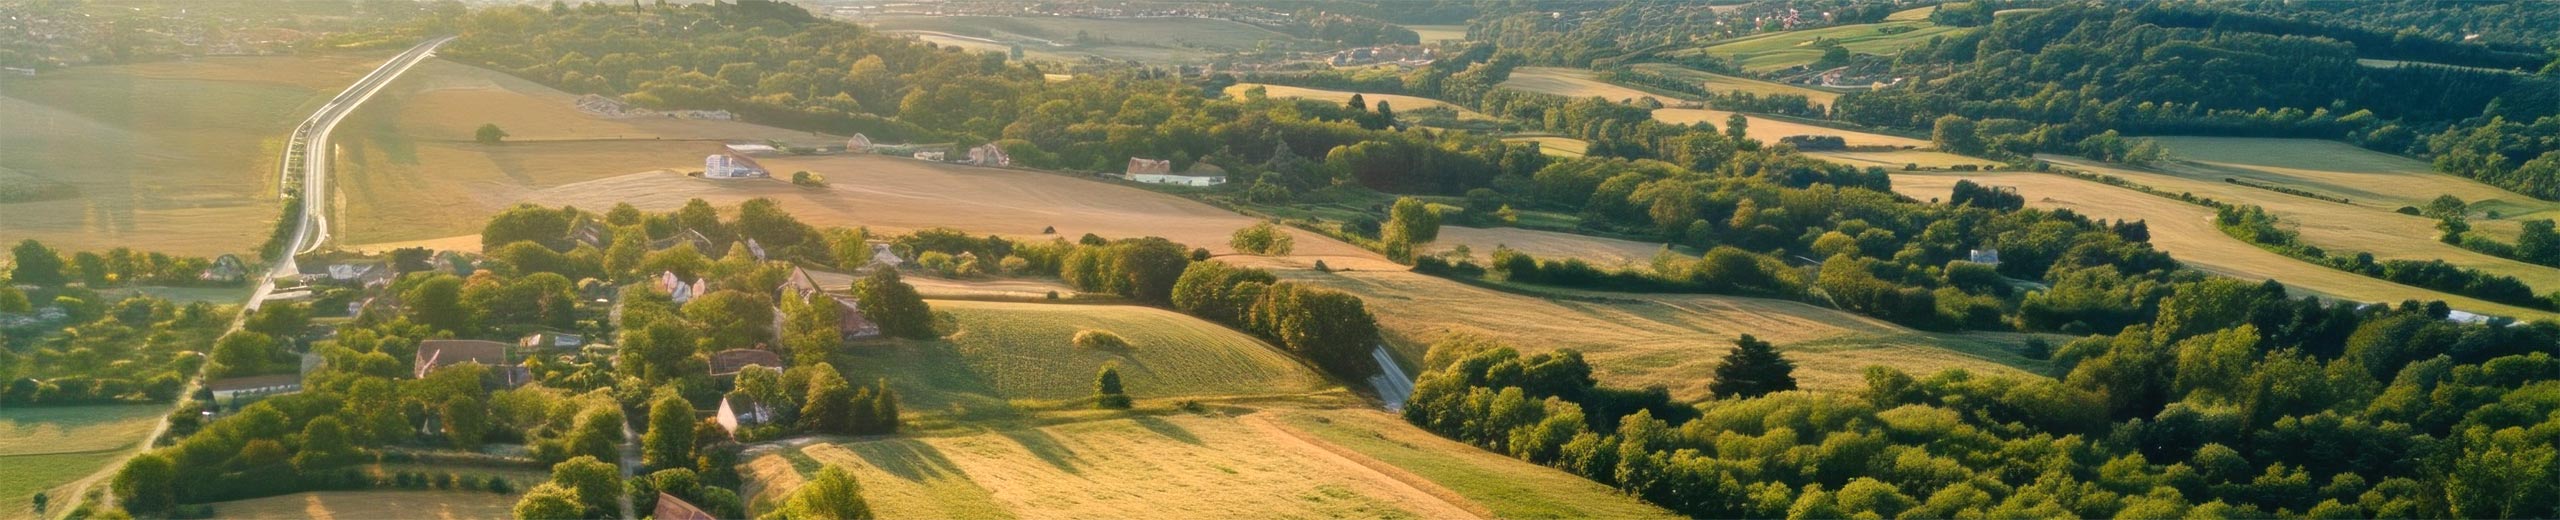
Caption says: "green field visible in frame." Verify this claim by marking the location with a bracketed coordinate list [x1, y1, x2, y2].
[1501, 135, 1590, 158]
[0, 54, 381, 256]
[841, 300, 1334, 419]
[1403, 24, 1469, 43]
[1499, 67, 1685, 102]
[866, 15, 1299, 64]
[1269, 409, 1681, 519]
[0, 404, 170, 519]
[1682, 20, 1973, 72]
[1628, 63, 1844, 106]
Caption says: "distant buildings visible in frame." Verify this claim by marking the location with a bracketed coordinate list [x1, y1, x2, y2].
[1967, 249, 2002, 266]
[201, 254, 248, 282]
[412, 339, 530, 389]
[1125, 157, 1228, 187]
[715, 394, 779, 438]
[206, 374, 301, 407]
[705, 152, 770, 179]
[777, 267, 883, 340]
[658, 271, 705, 304]
[914, 150, 946, 161]
[965, 143, 1011, 167]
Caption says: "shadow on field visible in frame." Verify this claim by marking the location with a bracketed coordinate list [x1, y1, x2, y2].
[851, 438, 971, 482]
[998, 428, 1084, 474]
[1129, 415, 1201, 445]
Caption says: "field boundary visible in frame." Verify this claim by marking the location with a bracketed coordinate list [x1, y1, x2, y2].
[1238, 413, 1494, 519]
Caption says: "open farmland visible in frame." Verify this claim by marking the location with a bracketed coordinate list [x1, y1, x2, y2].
[1429, 226, 1670, 269]
[333, 58, 832, 246]
[1403, 24, 1470, 43]
[1653, 108, 1931, 148]
[203, 490, 518, 520]
[2145, 136, 2560, 226]
[1805, 148, 2000, 169]
[1891, 171, 2560, 321]
[1265, 409, 1680, 519]
[1499, 67, 1682, 103]
[1628, 63, 1843, 107]
[1227, 83, 1491, 120]
[0, 404, 171, 518]
[840, 300, 1335, 417]
[1282, 269, 2048, 398]
[1682, 20, 1973, 72]
[0, 53, 384, 256]
[862, 15, 1296, 64]
[1501, 136, 1589, 158]
[2038, 140, 2560, 293]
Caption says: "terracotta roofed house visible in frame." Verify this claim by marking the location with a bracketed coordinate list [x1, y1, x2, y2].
[413, 339, 515, 381]
[653, 492, 719, 520]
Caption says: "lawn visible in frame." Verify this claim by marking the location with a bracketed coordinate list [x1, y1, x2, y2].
[1654, 108, 1931, 148]
[839, 300, 1335, 417]
[1890, 170, 2560, 321]
[1499, 67, 1686, 103]
[0, 53, 384, 256]
[1683, 21, 1974, 72]
[1628, 63, 1843, 107]
[0, 404, 169, 518]
[1282, 269, 2050, 398]
[203, 490, 519, 520]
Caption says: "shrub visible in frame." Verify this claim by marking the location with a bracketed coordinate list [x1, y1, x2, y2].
[1073, 330, 1132, 350]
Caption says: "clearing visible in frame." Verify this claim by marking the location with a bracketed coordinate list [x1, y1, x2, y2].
[1890, 171, 2560, 321]
[1681, 20, 1973, 73]
[334, 58, 831, 246]
[0, 53, 385, 256]
[1282, 269, 2049, 398]
[202, 490, 518, 520]
[0, 404, 170, 517]
[1628, 63, 1843, 107]
[1403, 24, 1470, 43]
[2039, 138, 2560, 293]
[1500, 67, 1683, 103]
[1502, 136, 1590, 158]
[1429, 226, 1671, 269]
[1227, 83, 1492, 121]
[1653, 108, 1931, 148]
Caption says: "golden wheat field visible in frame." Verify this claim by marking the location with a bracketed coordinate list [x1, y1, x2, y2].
[1226, 83, 1492, 121]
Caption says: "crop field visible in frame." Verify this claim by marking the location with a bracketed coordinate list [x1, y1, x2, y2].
[839, 300, 1334, 416]
[863, 15, 1294, 64]
[2040, 139, 2560, 293]
[506, 156, 1399, 271]
[1499, 67, 1682, 103]
[1682, 21, 1973, 72]
[1428, 226, 1671, 269]
[1806, 148, 1999, 170]
[334, 59, 831, 246]
[0, 404, 169, 518]
[0, 53, 384, 256]
[1226, 83, 1492, 121]
[1891, 171, 2560, 321]
[1265, 409, 1680, 519]
[1281, 270, 2047, 398]
[204, 490, 518, 520]
[1403, 24, 1470, 43]
[1653, 108, 1931, 148]
[1502, 136, 1589, 158]
[1628, 63, 1843, 107]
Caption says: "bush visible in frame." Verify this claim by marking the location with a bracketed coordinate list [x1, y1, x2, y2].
[1073, 329, 1132, 350]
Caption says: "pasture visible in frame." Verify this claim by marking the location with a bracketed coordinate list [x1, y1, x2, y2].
[1653, 108, 1931, 148]
[1272, 409, 1680, 519]
[2040, 138, 2560, 293]
[1499, 67, 1684, 103]
[1226, 83, 1492, 121]
[1429, 225, 1671, 269]
[1890, 171, 2560, 321]
[1628, 63, 1843, 107]
[1683, 21, 1973, 72]
[1403, 24, 1470, 43]
[839, 300, 1335, 417]
[0, 404, 169, 518]
[204, 490, 518, 520]
[1501, 136, 1589, 158]
[1807, 148, 1999, 170]
[0, 53, 383, 256]
[1282, 269, 2049, 398]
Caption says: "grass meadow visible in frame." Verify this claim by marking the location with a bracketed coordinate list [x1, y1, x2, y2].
[1628, 63, 1843, 107]
[0, 404, 169, 518]
[1680, 20, 1973, 72]
[1653, 108, 1931, 148]
[1502, 135, 1590, 158]
[202, 490, 517, 520]
[1499, 67, 1686, 103]
[839, 300, 1335, 420]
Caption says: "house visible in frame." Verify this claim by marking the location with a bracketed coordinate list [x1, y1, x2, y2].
[206, 374, 301, 406]
[654, 492, 720, 520]
[520, 331, 584, 351]
[412, 339, 521, 386]
[326, 263, 378, 283]
[202, 254, 248, 282]
[913, 150, 946, 161]
[778, 266, 828, 302]
[657, 271, 704, 304]
[708, 349, 785, 379]
[845, 134, 874, 153]
[825, 294, 882, 339]
[965, 143, 1011, 167]
[1127, 167, 1228, 187]
[1967, 249, 2001, 266]
[651, 229, 720, 254]
[705, 152, 770, 179]
[714, 394, 779, 439]
[1127, 157, 1174, 176]
[746, 238, 768, 261]
[868, 242, 905, 268]
[777, 267, 884, 340]
[566, 216, 612, 249]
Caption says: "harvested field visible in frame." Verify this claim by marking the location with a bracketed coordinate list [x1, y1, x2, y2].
[1429, 226, 1670, 269]
[1891, 171, 2560, 321]
[1500, 67, 1681, 103]
[1282, 269, 2048, 398]
[1502, 136, 1589, 158]
[1227, 83, 1491, 120]
[864, 15, 1293, 64]
[1628, 63, 1842, 107]
[1683, 21, 1973, 72]
[205, 490, 517, 520]
[1267, 409, 1680, 519]
[1808, 149, 1999, 170]
[839, 300, 1333, 415]
[1653, 108, 1931, 148]
[0, 53, 385, 255]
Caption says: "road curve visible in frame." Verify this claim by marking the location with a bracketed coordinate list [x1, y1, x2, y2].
[247, 36, 453, 311]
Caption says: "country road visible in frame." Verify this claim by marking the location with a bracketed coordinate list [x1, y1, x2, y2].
[246, 35, 455, 312]
[47, 37, 454, 520]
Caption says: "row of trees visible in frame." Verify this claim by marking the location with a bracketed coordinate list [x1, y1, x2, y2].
[2215, 204, 2551, 309]
[8, 239, 241, 288]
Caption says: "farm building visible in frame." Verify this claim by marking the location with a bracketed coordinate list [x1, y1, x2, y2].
[708, 348, 785, 379]
[724, 143, 780, 155]
[966, 143, 1011, 166]
[715, 394, 780, 438]
[1125, 157, 1228, 186]
[705, 152, 770, 179]
[566, 216, 611, 249]
[520, 331, 584, 351]
[206, 374, 302, 407]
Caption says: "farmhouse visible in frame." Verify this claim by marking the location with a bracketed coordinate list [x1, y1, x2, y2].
[206, 373, 301, 406]
[778, 267, 883, 339]
[566, 216, 612, 249]
[1125, 157, 1228, 186]
[965, 143, 1011, 166]
[705, 152, 770, 179]
[708, 348, 785, 379]
[412, 339, 530, 388]
[714, 394, 779, 439]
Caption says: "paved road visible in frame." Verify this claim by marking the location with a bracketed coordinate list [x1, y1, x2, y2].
[246, 36, 454, 312]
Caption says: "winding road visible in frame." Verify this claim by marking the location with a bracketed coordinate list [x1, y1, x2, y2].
[246, 36, 454, 311]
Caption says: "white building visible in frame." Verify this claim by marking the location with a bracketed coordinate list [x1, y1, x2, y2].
[966, 143, 1011, 167]
[705, 152, 769, 179]
[914, 151, 946, 161]
[1125, 157, 1226, 186]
